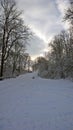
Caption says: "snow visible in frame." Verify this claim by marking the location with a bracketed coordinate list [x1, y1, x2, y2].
[0, 72, 73, 130]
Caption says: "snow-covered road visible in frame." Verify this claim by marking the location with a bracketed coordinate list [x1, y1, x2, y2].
[0, 72, 73, 130]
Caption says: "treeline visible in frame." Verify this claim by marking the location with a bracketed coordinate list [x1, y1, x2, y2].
[33, 2, 73, 79]
[0, 0, 32, 78]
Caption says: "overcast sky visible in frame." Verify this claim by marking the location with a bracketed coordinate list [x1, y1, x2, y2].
[16, 0, 69, 60]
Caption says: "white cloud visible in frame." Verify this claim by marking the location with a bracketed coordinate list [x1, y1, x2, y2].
[56, 0, 70, 30]
[26, 35, 46, 58]
[17, 0, 62, 40]
[29, 25, 48, 43]
[16, 0, 70, 59]
[56, 0, 70, 15]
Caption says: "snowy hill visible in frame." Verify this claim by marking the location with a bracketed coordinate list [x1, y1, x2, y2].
[0, 72, 73, 130]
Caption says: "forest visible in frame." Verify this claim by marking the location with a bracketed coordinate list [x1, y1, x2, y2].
[0, 0, 73, 79]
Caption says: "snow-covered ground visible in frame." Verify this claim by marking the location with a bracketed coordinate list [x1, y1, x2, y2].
[0, 72, 73, 130]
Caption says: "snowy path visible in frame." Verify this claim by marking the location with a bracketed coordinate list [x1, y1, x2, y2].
[0, 73, 73, 130]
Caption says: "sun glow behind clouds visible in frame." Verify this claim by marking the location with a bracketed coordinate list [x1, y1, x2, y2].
[29, 24, 48, 43]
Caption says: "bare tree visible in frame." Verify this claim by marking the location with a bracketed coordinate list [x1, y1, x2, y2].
[0, 0, 31, 77]
[64, 1, 73, 25]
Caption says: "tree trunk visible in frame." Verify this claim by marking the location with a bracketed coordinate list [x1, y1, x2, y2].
[0, 48, 5, 77]
[12, 61, 16, 75]
[0, 23, 6, 77]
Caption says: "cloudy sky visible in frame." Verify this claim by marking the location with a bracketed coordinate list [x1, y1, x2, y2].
[16, 0, 69, 60]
